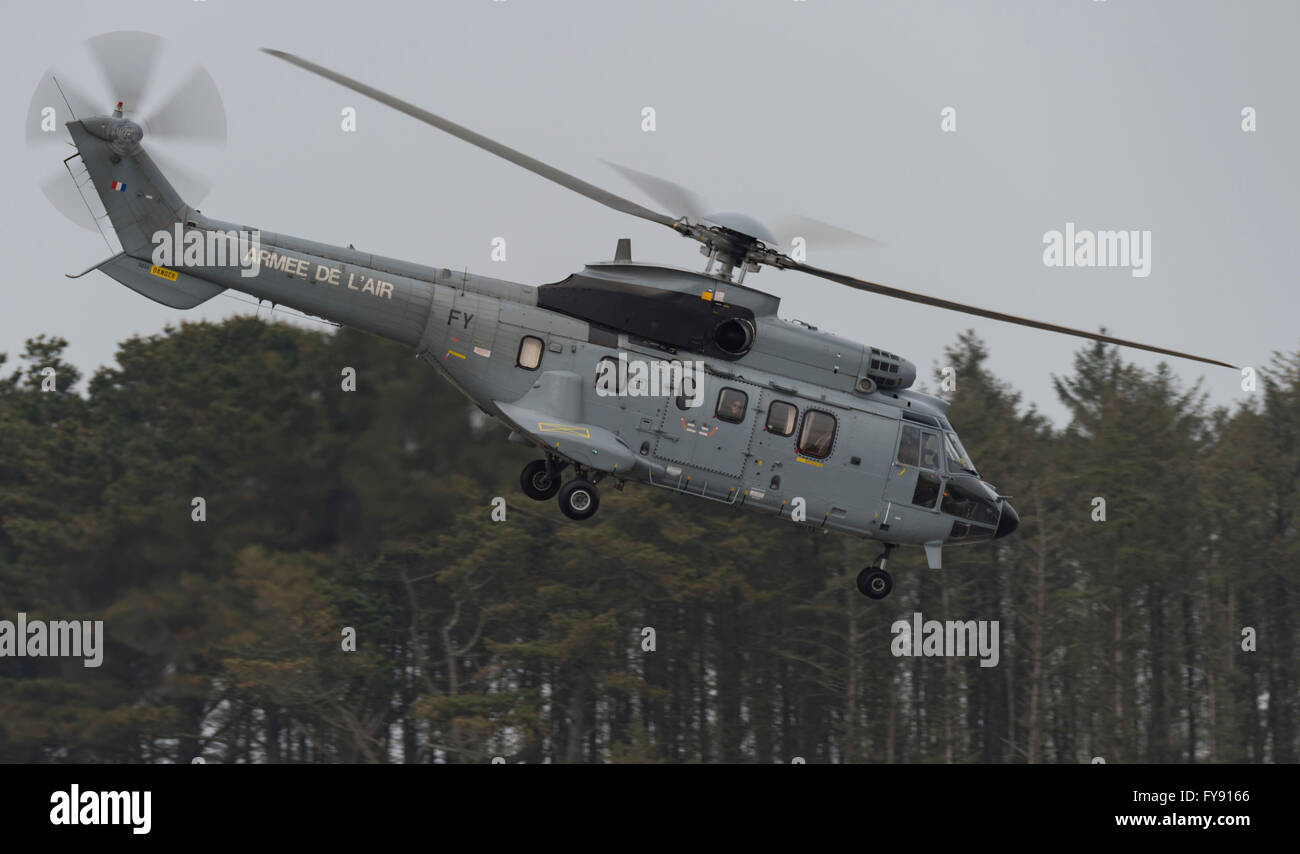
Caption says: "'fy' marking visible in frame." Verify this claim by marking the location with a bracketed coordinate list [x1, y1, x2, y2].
[447, 308, 474, 329]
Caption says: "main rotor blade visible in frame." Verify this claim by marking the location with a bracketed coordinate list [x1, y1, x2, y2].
[768, 213, 879, 252]
[261, 49, 680, 229]
[602, 160, 879, 252]
[785, 260, 1236, 369]
[601, 159, 710, 220]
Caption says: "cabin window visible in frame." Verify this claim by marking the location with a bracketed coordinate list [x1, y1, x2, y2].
[765, 401, 797, 436]
[912, 470, 941, 509]
[797, 410, 836, 459]
[517, 336, 544, 370]
[595, 356, 622, 394]
[898, 425, 920, 466]
[716, 388, 748, 423]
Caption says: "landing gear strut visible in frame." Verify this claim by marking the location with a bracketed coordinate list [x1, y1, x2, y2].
[523, 457, 603, 520]
[856, 544, 896, 600]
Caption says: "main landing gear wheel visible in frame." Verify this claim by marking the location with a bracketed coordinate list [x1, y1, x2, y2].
[520, 460, 561, 500]
[857, 545, 896, 599]
[857, 567, 893, 600]
[558, 479, 600, 521]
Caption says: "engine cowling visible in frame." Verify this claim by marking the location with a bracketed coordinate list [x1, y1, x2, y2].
[866, 346, 916, 390]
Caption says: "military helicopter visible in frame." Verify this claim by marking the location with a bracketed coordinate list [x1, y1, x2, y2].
[44, 38, 1234, 599]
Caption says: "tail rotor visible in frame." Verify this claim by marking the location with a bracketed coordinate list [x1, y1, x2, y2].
[26, 30, 227, 231]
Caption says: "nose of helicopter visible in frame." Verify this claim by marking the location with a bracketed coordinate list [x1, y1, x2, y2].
[994, 500, 1020, 539]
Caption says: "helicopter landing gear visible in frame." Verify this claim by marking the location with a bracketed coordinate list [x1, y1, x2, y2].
[558, 477, 600, 521]
[857, 567, 892, 599]
[520, 459, 563, 500]
[856, 544, 897, 600]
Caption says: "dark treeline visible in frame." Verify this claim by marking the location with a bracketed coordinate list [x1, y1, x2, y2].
[0, 317, 1295, 763]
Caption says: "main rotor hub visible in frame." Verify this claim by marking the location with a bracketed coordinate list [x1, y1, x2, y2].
[679, 221, 783, 284]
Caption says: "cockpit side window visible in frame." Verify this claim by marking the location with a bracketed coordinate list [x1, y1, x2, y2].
[912, 470, 941, 508]
[898, 425, 920, 466]
[919, 431, 941, 470]
[944, 432, 977, 475]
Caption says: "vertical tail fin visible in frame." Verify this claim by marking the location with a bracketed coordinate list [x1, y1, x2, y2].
[67, 119, 190, 259]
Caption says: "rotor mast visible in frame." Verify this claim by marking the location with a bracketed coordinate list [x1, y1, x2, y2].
[690, 226, 766, 284]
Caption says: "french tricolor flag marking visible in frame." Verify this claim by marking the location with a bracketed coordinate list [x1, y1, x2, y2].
[111, 181, 126, 192]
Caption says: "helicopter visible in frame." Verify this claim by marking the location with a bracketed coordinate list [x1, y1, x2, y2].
[43, 38, 1235, 599]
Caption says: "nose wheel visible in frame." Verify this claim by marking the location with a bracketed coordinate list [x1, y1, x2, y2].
[856, 567, 892, 599]
[856, 544, 896, 599]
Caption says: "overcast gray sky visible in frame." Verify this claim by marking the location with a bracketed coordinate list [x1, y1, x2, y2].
[7, 0, 1297, 426]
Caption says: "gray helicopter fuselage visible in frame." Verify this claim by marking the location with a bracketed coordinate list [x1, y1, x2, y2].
[170, 213, 1009, 558]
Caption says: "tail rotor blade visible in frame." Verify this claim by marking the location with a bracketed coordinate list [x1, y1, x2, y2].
[34, 31, 223, 229]
[40, 166, 99, 231]
[148, 148, 214, 204]
[86, 30, 163, 114]
[27, 69, 101, 146]
[144, 66, 227, 145]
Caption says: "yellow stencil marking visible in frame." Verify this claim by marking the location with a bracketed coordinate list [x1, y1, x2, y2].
[796, 457, 824, 468]
[538, 422, 590, 438]
[150, 265, 179, 282]
[445, 350, 466, 360]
